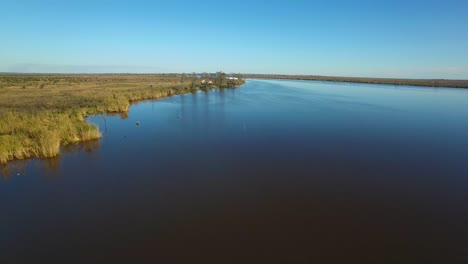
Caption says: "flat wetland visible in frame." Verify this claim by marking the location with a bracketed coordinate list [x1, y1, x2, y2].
[2, 76, 468, 262]
[0, 73, 243, 163]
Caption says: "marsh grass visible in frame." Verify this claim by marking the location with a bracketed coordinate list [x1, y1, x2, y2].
[0, 111, 101, 163]
[0, 74, 245, 163]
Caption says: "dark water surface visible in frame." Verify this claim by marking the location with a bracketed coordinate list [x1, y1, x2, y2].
[2, 79, 468, 263]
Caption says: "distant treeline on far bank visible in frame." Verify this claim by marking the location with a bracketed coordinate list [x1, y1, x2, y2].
[242, 74, 468, 88]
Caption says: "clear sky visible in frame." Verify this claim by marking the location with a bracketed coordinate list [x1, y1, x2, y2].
[1, 0, 468, 79]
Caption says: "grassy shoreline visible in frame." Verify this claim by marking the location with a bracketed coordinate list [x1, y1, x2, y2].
[243, 74, 468, 88]
[0, 73, 244, 164]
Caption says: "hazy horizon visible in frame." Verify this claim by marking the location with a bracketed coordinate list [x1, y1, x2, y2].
[2, 68, 468, 81]
[1, 0, 468, 79]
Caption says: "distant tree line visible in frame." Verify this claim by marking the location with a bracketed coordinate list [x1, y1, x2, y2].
[240, 74, 468, 88]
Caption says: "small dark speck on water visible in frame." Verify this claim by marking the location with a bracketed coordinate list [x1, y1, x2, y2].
[136, 121, 140, 126]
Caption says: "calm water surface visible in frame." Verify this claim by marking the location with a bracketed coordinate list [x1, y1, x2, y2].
[2, 79, 468, 263]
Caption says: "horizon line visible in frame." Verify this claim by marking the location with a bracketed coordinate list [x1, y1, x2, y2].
[1, 72, 467, 81]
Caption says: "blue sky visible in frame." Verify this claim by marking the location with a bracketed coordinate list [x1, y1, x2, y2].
[1, 0, 468, 78]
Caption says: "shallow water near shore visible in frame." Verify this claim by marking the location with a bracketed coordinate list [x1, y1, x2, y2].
[2, 79, 468, 263]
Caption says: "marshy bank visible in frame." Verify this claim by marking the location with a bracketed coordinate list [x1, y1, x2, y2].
[244, 74, 468, 88]
[0, 73, 245, 163]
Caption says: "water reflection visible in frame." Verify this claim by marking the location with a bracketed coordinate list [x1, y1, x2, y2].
[174, 90, 230, 138]
[104, 111, 129, 120]
[3, 80, 468, 263]
[0, 139, 100, 180]
[1, 160, 27, 180]
[39, 156, 61, 176]
[63, 138, 101, 154]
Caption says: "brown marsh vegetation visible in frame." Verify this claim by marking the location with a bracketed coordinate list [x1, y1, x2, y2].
[0, 73, 244, 164]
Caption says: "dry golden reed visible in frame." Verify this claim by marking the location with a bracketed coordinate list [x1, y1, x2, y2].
[0, 73, 245, 163]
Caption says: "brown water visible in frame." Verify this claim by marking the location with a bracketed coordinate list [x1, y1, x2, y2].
[2, 79, 468, 263]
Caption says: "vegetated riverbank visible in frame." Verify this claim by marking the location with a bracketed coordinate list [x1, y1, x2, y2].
[243, 74, 468, 88]
[0, 73, 244, 164]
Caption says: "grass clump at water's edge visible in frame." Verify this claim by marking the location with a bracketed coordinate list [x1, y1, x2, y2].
[0, 111, 101, 163]
[0, 73, 245, 164]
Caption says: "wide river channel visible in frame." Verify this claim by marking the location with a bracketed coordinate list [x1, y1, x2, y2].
[2, 79, 468, 263]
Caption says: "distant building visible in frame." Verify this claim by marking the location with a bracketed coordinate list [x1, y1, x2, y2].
[227, 77, 238, 80]
[201, 79, 213, 84]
